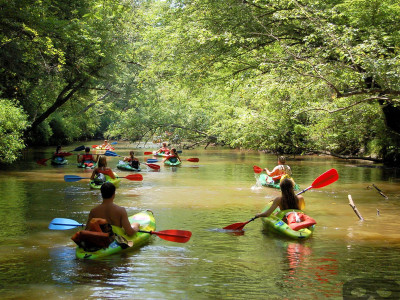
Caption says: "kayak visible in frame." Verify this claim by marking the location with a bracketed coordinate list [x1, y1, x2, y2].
[260, 203, 315, 239]
[164, 157, 181, 166]
[51, 156, 68, 165]
[153, 151, 169, 157]
[259, 174, 300, 190]
[117, 160, 141, 172]
[77, 161, 97, 169]
[95, 146, 115, 151]
[89, 172, 121, 189]
[75, 210, 156, 259]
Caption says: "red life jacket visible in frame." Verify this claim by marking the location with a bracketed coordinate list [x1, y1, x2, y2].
[286, 212, 317, 231]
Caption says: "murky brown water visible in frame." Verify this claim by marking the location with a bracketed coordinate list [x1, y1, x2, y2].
[0, 142, 400, 299]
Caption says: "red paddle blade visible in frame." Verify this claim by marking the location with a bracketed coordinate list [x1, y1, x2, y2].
[92, 145, 98, 148]
[253, 165, 263, 173]
[149, 230, 192, 243]
[37, 158, 50, 165]
[311, 168, 339, 189]
[187, 158, 199, 162]
[223, 222, 247, 230]
[124, 174, 143, 181]
[146, 163, 160, 170]
[144, 152, 153, 155]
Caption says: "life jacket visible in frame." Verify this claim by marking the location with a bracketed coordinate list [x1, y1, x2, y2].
[71, 218, 114, 251]
[166, 155, 178, 163]
[286, 212, 317, 231]
[82, 154, 93, 161]
[131, 160, 140, 169]
[97, 168, 115, 179]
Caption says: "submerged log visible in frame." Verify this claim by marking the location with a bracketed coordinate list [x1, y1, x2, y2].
[348, 195, 364, 221]
[371, 184, 389, 200]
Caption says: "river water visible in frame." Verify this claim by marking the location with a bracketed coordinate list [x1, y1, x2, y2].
[0, 142, 400, 299]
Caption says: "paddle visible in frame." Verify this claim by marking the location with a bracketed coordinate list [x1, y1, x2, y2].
[48, 218, 192, 243]
[104, 151, 160, 170]
[144, 150, 182, 155]
[186, 158, 199, 162]
[223, 168, 339, 230]
[36, 145, 85, 165]
[64, 174, 143, 182]
[147, 159, 159, 163]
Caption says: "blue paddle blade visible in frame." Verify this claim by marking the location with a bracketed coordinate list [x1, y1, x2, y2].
[105, 150, 119, 157]
[49, 218, 84, 230]
[177, 150, 182, 154]
[147, 159, 159, 163]
[111, 142, 117, 145]
[73, 145, 85, 152]
[64, 175, 86, 182]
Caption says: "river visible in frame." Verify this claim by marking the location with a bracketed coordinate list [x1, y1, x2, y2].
[0, 142, 399, 299]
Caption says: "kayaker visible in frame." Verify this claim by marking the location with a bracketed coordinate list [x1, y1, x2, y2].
[52, 145, 66, 160]
[123, 151, 140, 169]
[254, 178, 305, 219]
[85, 182, 140, 236]
[90, 155, 116, 180]
[156, 142, 170, 154]
[77, 147, 99, 164]
[263, 156, 292, 182]
[163, 148, 181, 162]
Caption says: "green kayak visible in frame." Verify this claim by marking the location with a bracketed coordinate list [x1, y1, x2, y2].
[260, 203, 315, 239]
[89, 172, 121, 189]
[164, 157, 181, 166]
[117, 160, 141, 172]
[51, 157, 68, 165]
[75, 210, 156, 259]
[258, 174, 300, 190]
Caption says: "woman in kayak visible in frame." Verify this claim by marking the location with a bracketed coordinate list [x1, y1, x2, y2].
[254, 178, 305, 219]
[123, 151, 140, 169]
[156, 142, 170, 154]
[90, 155, 116, 181]
[163, 148, 181, 163]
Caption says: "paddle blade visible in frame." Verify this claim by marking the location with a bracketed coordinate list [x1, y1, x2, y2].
[311, 168, 339, 189]
[72, 145, 85, 152]
[223, 217, 256, 231]
[49, 218, 84, 230]
[145, 163, 160, 170]
[253, 165, 263, 173]
[144, 230, 192, 243]
[111, 142, 117, 145]
[187, 158, 199, 162]
[37, 158, 50, 165]
[144, 152, 153, 155]
[64, 175, 88, 182]
[105, 150, 119, 157]
[92, 145, 98, 148]
[223, 222, 248, 230]
[58, 152, 73, 157]
[124, 174, 143, 181]
[147, 159, 159, 163]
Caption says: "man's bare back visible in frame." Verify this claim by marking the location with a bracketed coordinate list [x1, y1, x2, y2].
[86, 182, 139, 236]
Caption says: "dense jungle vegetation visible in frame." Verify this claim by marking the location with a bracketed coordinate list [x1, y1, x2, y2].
[1, 0, 400, 164]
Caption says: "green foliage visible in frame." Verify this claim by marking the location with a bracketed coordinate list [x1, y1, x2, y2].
[0, 99, 29, 163]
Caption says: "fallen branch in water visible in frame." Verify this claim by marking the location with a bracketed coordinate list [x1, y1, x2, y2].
[348, 195, 364, 221]
[371, 184, 389, 199]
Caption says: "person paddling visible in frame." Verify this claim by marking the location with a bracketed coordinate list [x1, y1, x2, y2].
[78, 147, 99, 165]
[86, 182, 140, 236]
[263, 156, 292, 182]
[163, 148, 181, 163]
[254, 178, 305, 219]
[123, 151, 140, 169]
[156, 142, 170, 154]
[90, 155, 116, 181]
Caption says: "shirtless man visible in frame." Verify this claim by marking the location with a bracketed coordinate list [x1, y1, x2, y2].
[86, 182, 139, 236]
